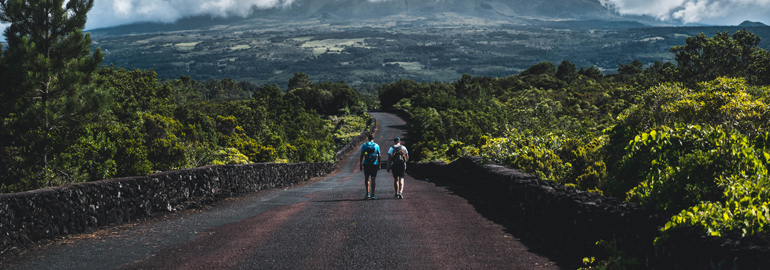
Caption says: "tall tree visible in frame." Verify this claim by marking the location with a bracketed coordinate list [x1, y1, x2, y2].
[288, 72, 312, 90]
[671, 29, 770, 86]
[556, 59, 577, 82]
[0, 0, 107, 188]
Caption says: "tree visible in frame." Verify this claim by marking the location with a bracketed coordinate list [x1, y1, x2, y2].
[618, 59, 643, 76]
[520, 61, 556, 77]
[378, 79, 419, 109]
[578, 65, 603, 80]
[556, 59, 577, 82]
[671, 29, 770, 86]
[288, 72, 312, 90]
[0, 0, 106, 188]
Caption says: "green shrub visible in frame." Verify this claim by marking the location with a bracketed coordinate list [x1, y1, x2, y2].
[480, 130, 571, 183]
[143, 113, 187, 171]
[57, 126, 118, 182]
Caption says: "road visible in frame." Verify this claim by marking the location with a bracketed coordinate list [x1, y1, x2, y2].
[5, 112, 560, 269]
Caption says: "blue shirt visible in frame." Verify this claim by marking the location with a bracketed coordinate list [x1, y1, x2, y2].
[361, 141, 380, 165]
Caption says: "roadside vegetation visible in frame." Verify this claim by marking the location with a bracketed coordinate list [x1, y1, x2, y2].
[2, 1, 769, 266]
[0, 1, 370, 193]
[379, 30, 770, 246]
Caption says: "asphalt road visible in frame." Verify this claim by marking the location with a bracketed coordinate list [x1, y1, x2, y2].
[5, 112, 560, 269]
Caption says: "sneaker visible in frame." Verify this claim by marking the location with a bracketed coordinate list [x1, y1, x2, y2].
[370, 194, 378, 200]
[394, 194, 399, 198]
[365, 193, 371, 200]
[398, 193, 403, 199]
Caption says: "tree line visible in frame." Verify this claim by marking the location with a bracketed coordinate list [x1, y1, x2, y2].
[378, 29, 770, 249]
[0, 0, 368, 193]
[3, 0, 770, 261]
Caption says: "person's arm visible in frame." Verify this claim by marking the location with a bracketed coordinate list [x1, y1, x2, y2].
[386, 147, 393, 172]
[359, 150, 364, 168]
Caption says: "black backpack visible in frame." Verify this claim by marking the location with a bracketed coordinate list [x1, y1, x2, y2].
[392, 145, 405, 166]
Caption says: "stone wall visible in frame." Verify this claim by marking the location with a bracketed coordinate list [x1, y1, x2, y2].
[0, 162, 333, 254]
[0, 114, 378, 255]
[408, 157, 770, 269]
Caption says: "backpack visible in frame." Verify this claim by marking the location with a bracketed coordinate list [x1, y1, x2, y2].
[392, 145, 405, 166]
[363, 142, 378, 165]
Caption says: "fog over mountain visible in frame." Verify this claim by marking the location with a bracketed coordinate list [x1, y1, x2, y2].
[79, 0, 767, 30]
[1, 0, 767, 35]
[600, 0, 770, 25]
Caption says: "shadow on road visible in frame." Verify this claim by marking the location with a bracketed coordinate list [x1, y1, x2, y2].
[409, 174, 587, 269]
[311, 198, 402, 203]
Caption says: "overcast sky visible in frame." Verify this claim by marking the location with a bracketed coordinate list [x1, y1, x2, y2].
[1, 0, 769, 33]
[85, 0, 295, 29]
[600, 0, 770, 25]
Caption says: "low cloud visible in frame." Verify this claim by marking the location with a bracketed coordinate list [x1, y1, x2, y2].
[600, 0, 770, 24]
[86, 0, 295, 29]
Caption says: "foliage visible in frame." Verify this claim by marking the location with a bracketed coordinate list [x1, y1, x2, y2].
[56, 125, 118, 182]
[480, 130, 570, 182]
[671, 29, 770, 86]
[1, 63, 363, 192]
[579, 240, 639, 270]
[330, 113, 373, 148]
[642, 126, 770, 239]
[212, 147, 251, 165]
[288, 80, 364, 115]
[143, 113, 187, 171]
[389, 30, 770, 244]
[0, 0, 108, 190]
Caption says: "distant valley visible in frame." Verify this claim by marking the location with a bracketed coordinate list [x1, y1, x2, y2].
[89, 9, 770, 90]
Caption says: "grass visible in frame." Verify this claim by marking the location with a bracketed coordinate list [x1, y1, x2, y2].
[384, 62, 424, 71]
[230, 45, 251, 50]
[329, 113, 373, 148]
[175, 42, 201, 51]
[301, 38, 368, 56]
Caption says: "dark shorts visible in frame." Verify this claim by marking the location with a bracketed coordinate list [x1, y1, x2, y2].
[363, 164, 379, 177]
[391, 163, 405, 178]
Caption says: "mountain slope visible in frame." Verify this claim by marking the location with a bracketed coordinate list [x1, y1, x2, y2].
[253, 0, 617, 21]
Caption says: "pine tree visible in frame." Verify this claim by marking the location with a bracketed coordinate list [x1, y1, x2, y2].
[0, 0, 108, 189]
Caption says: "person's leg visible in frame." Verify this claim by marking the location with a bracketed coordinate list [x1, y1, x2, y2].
[364, 175, 371, 195]
[370, 176, 377, 199]
[398, 176, 404, 194]
[393, 174, 399, 196]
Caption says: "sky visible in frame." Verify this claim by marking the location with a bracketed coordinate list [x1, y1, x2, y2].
[85, 0, 295, 29]
[600, 0, 770, 25]
[1, 0, 770, 32]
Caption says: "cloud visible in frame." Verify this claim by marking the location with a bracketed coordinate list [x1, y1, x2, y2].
[600, 0, 770, 24]
[86, 0, 295, 29]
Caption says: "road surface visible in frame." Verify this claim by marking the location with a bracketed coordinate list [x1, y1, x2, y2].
[5, 112, 560, 269]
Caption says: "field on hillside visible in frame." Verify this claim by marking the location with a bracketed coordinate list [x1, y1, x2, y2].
[90, 14, 770, 91]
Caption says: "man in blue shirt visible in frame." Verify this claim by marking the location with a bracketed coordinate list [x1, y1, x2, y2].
[359, 134, 381, 200]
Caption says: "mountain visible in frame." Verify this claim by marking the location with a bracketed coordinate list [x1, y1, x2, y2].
[739, 20, 768, 27]
[252, 0, 619, 22]
[89, 0, 653, 36]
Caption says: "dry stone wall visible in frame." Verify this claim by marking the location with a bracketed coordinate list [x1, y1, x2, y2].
[408, 156, 770, 269]
[0, 114, 378, 255]
[0, 162, 333, 254]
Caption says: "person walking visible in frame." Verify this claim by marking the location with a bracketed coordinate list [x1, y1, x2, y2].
[359, 134, 381, 200]
[387, 137, 409, 199]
